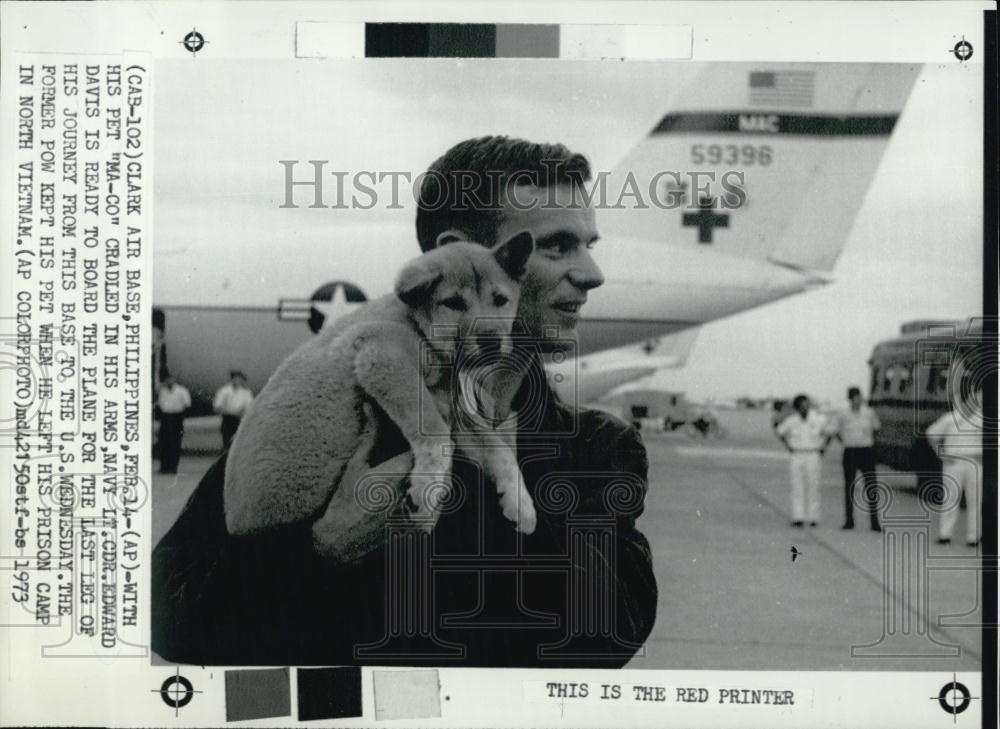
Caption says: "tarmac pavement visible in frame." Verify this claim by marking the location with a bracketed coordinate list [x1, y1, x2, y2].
[152, 409, 982, 671]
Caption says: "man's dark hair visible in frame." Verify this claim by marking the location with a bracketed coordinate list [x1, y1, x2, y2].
[847, 386, 862, 399]
[792, 394, 810, 409]
[416, 136, 591, 252]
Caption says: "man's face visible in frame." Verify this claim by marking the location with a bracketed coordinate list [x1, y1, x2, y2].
[795, 398, 811, 417]
[492, 183, 604, 350]
[849, 392, 863, 410]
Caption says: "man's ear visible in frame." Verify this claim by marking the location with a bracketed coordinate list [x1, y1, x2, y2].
[395, 257, 443, 307]
[493, 230, 535, 281]
[435, 229, 468, 248]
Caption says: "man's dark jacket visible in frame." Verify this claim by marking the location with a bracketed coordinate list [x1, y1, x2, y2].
[152, 370, 658, 667]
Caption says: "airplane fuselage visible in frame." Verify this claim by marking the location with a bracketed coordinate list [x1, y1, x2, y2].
[154, 230, 818, 405]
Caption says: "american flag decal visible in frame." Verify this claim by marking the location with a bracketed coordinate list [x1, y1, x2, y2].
[748, 70, 815, 108]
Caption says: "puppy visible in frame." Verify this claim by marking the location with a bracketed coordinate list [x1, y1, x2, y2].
[223, 231, 538, 538]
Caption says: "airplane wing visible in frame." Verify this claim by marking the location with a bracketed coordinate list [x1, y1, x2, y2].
[599, 63, 920, 273]
[548, 357, 678, 406]
[546, 328, 701, 405]
[640, 327, 700, 367]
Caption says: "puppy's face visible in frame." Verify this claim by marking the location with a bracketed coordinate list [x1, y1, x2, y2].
[396, 231, 535, 361]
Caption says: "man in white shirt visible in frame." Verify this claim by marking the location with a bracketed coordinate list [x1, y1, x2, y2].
[157, 374, 191, 474]
[834, 386, 883, 532]
[926, 381, 983, 546]
[213, 370, 255, 448]
[775, 394, 832, 527]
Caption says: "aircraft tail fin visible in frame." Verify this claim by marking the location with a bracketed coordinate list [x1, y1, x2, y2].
[599, 63, 920, 273]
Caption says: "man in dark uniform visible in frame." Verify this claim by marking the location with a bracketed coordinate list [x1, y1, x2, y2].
[833, 386, 882, 531]
[152, 136, 658, 667]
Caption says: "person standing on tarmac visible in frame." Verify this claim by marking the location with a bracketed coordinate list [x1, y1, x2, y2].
[926, 379, 983, 547]
[157, 374, 191, 475]
[213, 370, 255, 449]
[775, 394, 832, 527]
[833, 386, 882, 532]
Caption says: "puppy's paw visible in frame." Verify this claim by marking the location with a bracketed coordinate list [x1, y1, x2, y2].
[515, 497, 537, 535]
[406, 473, 448, 532]
[408, 444, 453, 531]
[498, 478, 537, 535]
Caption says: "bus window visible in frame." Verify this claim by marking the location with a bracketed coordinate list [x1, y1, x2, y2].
[926, 365, 948, 395]
[897, 365, 912, 394]
[631, 405, 649, 419]
[870, 365, 880, 396]
[882, 366, 895, 393]
[937, 368, 949, 398]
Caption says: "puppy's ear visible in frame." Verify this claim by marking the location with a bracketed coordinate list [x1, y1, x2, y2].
[493, 230, 535, 281]
[395, 257, 443, 307]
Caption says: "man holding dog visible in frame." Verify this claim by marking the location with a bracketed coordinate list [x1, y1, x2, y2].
[153, 137, 658, 667]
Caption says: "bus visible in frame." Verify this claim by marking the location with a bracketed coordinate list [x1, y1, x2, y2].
[868, 318, 986, 476]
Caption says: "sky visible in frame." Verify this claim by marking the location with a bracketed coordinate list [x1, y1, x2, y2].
[156, 58, 984, 406]
[656, 62, 983, 405]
